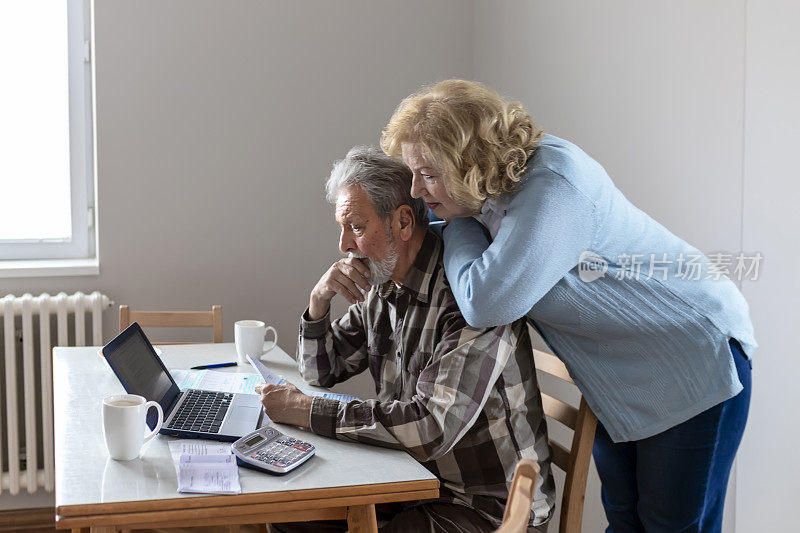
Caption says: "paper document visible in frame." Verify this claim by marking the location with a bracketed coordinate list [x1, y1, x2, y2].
[246, 355, 361, 403]
[170, 369, 264, 394]
[168, 439, 232, 463]
[168, 439, 241, 495]
[245, 356, 287, 385]
[177, 454, 241, 494]
[306, 390, 361, 403]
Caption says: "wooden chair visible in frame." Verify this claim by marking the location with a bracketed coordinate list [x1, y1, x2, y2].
[534, 348, 598, 533]
[496, 459, 541, 533]
[118, 305, 223, 344]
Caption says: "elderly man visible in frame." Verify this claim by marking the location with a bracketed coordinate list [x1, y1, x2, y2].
[257, 146, 553, 532]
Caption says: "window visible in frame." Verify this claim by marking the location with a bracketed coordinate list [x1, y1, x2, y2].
[0, 0, 96, 273]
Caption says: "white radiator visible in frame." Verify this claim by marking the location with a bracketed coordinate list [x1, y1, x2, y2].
[0, 291, 112, 495]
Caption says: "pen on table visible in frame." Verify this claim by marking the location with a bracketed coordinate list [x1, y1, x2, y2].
[190, 362, 237, 370]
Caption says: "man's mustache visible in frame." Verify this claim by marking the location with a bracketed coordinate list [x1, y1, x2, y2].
[347, 253, 376, 287]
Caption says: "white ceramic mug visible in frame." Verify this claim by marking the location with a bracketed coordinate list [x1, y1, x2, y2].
[235, 320, 278, 365]
[102, 394, 163, 461]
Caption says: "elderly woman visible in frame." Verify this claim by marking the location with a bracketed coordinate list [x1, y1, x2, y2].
[381, 79, 755, 532]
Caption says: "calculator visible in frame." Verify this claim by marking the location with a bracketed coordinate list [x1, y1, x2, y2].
[231, 425, 315, 475]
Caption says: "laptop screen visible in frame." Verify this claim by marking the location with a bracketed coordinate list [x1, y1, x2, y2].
[103, 324, 182, 425]
[110, 330, 174, 402]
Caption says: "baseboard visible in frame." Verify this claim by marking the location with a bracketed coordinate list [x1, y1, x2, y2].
[0, 507, 55, 532]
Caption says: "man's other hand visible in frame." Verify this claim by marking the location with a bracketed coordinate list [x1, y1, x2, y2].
[308, 257, 371, 320]
[255, 382, 314, 428]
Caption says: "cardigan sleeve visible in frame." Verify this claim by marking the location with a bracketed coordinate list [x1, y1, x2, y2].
[442, 168, 597, 327]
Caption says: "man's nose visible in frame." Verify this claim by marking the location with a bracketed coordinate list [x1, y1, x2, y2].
[410, 174, 426, 199]
[339, 230, 356, 254]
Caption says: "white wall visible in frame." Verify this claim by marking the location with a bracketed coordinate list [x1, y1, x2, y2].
[473, 1, 750, 531]
[473, 0, 746, 254]
[738, 1, 800, 531]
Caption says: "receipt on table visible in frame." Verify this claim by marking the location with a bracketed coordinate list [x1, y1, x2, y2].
[168, 440, 241, 494]
[177, 454, 241, 495]
[168, 439, 232, 465]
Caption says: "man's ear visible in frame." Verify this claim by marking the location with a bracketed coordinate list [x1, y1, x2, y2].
[394, 205, 415, 242]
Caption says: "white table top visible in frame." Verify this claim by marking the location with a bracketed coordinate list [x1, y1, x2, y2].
[54, 343, 436, 509]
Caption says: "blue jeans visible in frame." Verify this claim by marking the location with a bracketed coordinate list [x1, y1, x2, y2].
[592, 339, 751, 532]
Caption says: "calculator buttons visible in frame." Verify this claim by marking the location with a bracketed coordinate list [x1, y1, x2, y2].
[233, 425, 315, 474]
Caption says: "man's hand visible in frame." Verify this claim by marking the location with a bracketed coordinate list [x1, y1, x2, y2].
[308, 257, 372, 320]
[255, 382, 314, 428]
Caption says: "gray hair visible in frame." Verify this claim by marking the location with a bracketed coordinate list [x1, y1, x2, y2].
[326, 145, 429, 229]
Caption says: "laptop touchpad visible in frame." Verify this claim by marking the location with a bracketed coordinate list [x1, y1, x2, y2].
[224, 405, 261, 435]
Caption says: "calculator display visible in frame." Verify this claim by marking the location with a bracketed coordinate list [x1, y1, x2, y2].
[244, 434, 264, 447]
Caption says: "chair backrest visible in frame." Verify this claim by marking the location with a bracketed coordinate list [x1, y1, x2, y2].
[496, 458, 541, 533]
[118, 305, 223, 344]
[533, 348, 597, 533]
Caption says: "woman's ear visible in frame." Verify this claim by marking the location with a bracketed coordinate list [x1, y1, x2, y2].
[394, 206, 415, 241]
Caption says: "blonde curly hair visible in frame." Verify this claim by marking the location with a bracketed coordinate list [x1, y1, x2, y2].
[381, 79, 544, 211]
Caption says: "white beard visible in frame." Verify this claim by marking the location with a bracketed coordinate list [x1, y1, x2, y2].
[349, 242, 398, 287]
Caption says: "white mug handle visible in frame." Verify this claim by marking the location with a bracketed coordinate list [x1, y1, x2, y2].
[142, 401, 163, 444]
[263, 325, 278, 353]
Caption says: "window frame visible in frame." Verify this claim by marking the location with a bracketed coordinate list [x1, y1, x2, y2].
[0, 0, 96, 265]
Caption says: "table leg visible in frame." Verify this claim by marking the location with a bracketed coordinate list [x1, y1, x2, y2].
[89, 527, 116, 533]
[346, 504, 378, 533]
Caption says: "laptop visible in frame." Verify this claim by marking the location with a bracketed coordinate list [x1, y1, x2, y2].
[102, 322, 263, 442]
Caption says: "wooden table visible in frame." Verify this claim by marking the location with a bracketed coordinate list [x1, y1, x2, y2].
[54, 343, 439, 532]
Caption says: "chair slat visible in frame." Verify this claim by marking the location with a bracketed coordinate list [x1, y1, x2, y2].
[548, 440, 570, 472]
[131, 311, 215, 327]
[533, 349, 573, 383]
[119, 305, 223, 344]
[525, 345, 597, 533]
[560, 399, 599, 533]
[212, 305, 223, 343]
[541, 393, 578, 429]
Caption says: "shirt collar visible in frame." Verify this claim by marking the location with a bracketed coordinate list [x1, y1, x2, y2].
[478, 194, 512, 216]
[376, 230, 441, 304]
[480, 197, 496, 215]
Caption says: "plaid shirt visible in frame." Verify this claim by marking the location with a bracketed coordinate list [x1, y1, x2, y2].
[298, 231, 554, 527]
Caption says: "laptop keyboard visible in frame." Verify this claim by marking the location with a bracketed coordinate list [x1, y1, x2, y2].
[167, 390, 232, 433]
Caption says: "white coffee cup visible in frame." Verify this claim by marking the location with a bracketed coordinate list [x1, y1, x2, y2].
[235, 320, 278, 365]
[102, 394, 163, 461]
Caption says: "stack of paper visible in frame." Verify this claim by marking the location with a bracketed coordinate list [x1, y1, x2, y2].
[170, 361, 361, 404]
[247, 356, 362, 403]
[170, 369, 266, 394]
[168, 440, 241, 495]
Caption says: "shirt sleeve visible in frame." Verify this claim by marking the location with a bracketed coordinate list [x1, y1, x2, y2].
[442, 168, 597, 327]
[297, 304, 369, 388]
[308, 307, 516, 462]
